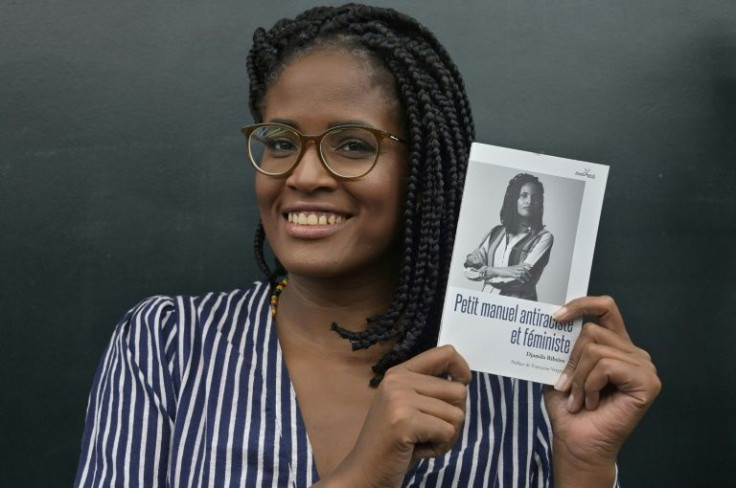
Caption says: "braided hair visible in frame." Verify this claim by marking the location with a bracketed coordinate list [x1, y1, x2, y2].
[499, 173, 545, 234]
[248, 3, 475, 386]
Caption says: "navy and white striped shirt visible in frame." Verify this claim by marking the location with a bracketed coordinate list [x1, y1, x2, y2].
[76, 281, 560, 487]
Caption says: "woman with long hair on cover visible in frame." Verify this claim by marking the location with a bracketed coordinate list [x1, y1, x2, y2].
[465, 173, 553, 301]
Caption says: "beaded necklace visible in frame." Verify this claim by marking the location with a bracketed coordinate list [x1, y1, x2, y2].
[270, 278, 289, 317]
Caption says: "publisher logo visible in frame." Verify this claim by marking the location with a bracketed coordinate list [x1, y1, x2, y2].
[575, 168, 596, 179]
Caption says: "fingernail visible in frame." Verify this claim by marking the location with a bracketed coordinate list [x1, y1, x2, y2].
[566, 393, 575, 412]
[554, 373, 569, 392]
[585, 396, 592, 410]
[553, 307, 568, 321]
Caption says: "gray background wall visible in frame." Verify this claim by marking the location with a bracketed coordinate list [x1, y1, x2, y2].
[2, 0, 734, 485]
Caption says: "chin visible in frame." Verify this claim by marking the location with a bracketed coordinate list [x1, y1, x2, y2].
[281, 259, 344, 279]
[276, 247, 400, 282]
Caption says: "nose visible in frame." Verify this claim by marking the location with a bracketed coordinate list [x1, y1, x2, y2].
[285, 141, 338, 193]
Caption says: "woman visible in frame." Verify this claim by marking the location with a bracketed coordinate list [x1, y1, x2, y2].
[464, 173, 553, 301]
[76, 4, 660, 487]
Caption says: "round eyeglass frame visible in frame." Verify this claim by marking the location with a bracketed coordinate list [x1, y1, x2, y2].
[240, 122, 406, 180]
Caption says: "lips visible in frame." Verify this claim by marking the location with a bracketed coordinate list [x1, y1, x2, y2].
[286, 211, 347, 226]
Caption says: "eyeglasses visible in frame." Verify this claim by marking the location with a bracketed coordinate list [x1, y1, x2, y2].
[240, 123, 405, 179]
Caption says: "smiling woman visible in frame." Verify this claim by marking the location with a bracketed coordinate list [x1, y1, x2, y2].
[253, 48, 407, 284]
[75, 4, 660, 487]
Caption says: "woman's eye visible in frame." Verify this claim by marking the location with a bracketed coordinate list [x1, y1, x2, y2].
[333, 139, 376, 158]
[267, 138, 297, 155]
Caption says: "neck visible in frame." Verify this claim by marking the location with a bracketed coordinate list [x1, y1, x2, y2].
[273, 267, 399, 364]
[517, 218, 533, 232]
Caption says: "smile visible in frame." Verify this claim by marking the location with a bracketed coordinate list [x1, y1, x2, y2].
[287, 211, 347, 226]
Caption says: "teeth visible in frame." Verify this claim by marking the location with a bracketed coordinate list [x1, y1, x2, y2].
[287, 212, 346, 226]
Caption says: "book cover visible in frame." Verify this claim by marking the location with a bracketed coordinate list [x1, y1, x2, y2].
[438, 143, 609, 385]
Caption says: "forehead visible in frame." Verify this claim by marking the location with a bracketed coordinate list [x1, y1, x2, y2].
[519, 182, 540, 193]
[261, 49, 400, 131]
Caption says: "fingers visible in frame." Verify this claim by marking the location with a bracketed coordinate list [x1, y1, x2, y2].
[554, 295, 629, 339]
[542, 295, 661, 474]
[390, 390, 466, 460]
[344, 345, 470, 482]
[554, 295, 637, 394]
[515, 264, 532, 283]
[377, 374, 466, 433]
[519, 270, 531, 284]
[565, 350, 661, 414]
[334, 394, 464, 488]
[382, 346, 469, 452]
[555, 321, 640, 392]
[463, 268, 482, 281]
[410, 412, 465, 459]
[399, 345, 472, 385]
[382, 370, 468, 410]
[556, 322, 660, 413]
[513, 270, 530, 283]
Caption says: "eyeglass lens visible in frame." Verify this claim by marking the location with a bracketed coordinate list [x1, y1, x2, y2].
[248, 125, 380, 178]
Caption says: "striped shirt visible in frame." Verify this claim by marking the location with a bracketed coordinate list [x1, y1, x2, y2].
[76, 281, 564, 487]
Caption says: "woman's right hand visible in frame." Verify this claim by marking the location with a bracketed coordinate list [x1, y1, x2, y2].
[320, 345, 471, 488]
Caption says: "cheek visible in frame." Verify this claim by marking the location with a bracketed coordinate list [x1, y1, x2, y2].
[353, 175, 404, 235]
[254, 176, 277, 210]
[254, 177, 284, 233]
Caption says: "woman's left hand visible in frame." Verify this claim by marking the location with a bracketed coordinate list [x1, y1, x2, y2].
[544, 296, 661, 485]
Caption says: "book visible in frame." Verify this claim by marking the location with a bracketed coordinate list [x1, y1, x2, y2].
[437, 143, 609, 385]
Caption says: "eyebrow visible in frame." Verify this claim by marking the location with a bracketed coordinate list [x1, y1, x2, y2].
[267, 118, 377, 132]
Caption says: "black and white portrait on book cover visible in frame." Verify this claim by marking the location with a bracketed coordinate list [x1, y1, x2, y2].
[449, 166, 586, 306]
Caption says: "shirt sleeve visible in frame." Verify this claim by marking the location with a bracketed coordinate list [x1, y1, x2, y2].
[521, 231, 553, 268]
[75, 296, 180, 488]
[464, 232, 492, 270]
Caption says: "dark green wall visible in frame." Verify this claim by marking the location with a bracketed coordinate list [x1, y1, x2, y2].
[2, 1, 734, 486]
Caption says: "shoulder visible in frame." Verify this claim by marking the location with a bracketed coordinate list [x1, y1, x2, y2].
[112, 294, 178, 348]
[113, 281, 272, 353]
[533, 228, 553, 244]
[122, 281, 268, 323]
[489, 224, 506, 239]
[185, 281, 272, 324]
